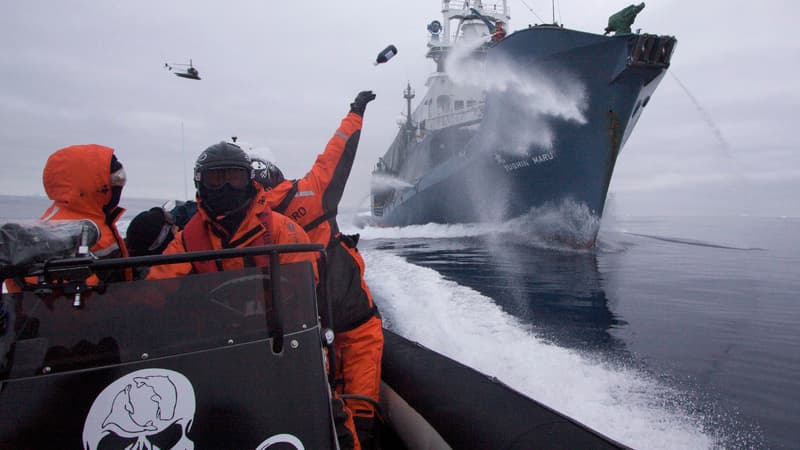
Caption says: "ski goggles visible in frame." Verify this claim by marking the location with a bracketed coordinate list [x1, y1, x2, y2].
[148, 208, 176, 252]
[201, 168, 251, 190]
[110, 168, 127, 187]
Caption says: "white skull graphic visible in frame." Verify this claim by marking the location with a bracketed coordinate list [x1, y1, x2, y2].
[83, 368, 196, 450]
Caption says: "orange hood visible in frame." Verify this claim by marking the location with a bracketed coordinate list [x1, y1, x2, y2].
[42, 144, 116, 216]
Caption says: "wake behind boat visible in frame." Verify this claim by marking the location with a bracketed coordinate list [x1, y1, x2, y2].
[371, 1, 676, 246]
[0, 219, 626, 448]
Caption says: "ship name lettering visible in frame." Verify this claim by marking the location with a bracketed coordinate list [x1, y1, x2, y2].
[531, 152, 554, 164]
[503, 159, 530, 171]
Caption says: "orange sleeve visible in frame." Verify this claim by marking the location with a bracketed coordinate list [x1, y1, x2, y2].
[271, 212, 320, 284]
[301, 112, 363, 202]
[146, 232, 193, 279]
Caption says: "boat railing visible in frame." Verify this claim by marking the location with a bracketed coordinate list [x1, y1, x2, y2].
[422, 104, 484, 130]
[1, 240, 339, 378]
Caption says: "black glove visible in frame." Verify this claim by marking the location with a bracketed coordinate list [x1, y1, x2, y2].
[349, 90, 376, 117]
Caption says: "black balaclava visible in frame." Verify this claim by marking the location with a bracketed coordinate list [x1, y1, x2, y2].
[194, 142, 255, 234]
[202, 183, 252, 217]
[201, 182, 255, 235]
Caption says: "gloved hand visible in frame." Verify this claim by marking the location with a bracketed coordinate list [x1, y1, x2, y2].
[349, 90, 376, 117]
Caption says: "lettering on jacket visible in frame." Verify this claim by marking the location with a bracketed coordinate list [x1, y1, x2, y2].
[289, 206, 308, 223]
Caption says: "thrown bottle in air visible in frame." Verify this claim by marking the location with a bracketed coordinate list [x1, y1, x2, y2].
[374, 45, 398, 66]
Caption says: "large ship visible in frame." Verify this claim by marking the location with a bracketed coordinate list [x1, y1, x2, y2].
[371, 1, 676, 245]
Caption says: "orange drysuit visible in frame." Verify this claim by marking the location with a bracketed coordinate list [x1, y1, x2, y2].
[4, 144, 131, 292]
[147, 185, 318, 278]
[147, 184, 360, 449]
[42, 144, 129, 261]
[264, 112, 383, 439]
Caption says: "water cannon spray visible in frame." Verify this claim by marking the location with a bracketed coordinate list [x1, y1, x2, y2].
[374, 45, 398, 66]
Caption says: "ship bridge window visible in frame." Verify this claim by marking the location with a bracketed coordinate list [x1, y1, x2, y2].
[467, 100, 476, 108]
[454, 100, 464, 110]
[437, 95, 451, 113]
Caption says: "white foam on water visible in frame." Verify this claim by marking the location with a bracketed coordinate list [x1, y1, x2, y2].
[351, 220, 491, 240]
[363, 249, 719, 449]
[345, 199, 600, 249]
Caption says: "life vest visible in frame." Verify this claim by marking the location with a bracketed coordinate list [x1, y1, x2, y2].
[181, 210, 273, 273]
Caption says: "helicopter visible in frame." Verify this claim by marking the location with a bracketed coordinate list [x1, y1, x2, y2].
[164, 59, 201, 80]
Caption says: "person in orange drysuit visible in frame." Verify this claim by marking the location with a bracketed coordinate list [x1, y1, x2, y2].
[146, 141, 361, 449]
[493, 20, 506, 42]
[251, 91, 383, 449]
[4, 144, 131, 292]
[43, 144, 130, 263]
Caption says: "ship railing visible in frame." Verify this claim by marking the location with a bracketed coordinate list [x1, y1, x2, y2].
[423, 105, 484, 130]
[445, 0, 508, 16]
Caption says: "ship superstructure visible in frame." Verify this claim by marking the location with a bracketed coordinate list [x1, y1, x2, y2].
[372, 2, 675, 245]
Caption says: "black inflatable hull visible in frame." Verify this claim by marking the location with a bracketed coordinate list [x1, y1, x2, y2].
[380, 329, 628, 449]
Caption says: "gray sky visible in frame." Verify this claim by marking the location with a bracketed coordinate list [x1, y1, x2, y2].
[1, 0, 798, 217]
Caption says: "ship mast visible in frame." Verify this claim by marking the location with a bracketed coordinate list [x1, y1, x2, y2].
[403, 82, 416, 146]
[404, 82, 415, 123]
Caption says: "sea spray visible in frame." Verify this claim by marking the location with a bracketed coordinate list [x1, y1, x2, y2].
[668, 71, 753, 204]
[433, 34, 592, 224]
[669, 72, 731, 154]
[370, 173, 414, 192]
[505, 199, 602, 249]
[354, 198, 601, 249]
[444, 36, 589, 156]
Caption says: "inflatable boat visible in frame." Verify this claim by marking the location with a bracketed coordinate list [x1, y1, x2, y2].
[0, 220, 625, 449]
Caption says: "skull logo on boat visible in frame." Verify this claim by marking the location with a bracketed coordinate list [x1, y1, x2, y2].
[83, 368, 196, 450]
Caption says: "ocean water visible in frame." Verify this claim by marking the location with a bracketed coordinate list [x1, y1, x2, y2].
[0, 195, 166, 230]
[3, 195, 798, 449]
[349, 211, 800, 450]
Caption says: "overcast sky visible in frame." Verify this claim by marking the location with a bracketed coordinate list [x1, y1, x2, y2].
[1, 1, 798, 217]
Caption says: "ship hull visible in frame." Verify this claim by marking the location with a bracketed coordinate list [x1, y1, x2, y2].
[373, 26, 675, 241]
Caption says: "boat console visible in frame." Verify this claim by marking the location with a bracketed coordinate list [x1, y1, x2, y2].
[0, 222, 337, 448]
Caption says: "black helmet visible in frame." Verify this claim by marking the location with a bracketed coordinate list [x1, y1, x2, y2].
[194, 142, 253, 188]
[250, 156, 285, 190]
[194, 142, 255, 216]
